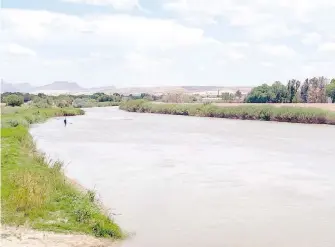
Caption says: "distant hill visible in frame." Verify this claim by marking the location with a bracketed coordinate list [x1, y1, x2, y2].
[1, 81, 84, 94]
[1, 82, 19, 93]
[1, 81, 252, 96]
[35, 81, 83, 91]
[15, 83, 34, 92]
[1, 82, 34, 93]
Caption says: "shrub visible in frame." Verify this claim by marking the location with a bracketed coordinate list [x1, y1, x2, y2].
[4, 94, 24, 107]
[120, 101, 335, 125]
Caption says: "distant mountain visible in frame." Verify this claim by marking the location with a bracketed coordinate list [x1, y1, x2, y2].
[1, 81, 252, 96]
[1, 82, 19, 93]
[1, 81, 33, 93]
[35, 81, 83, 91]
[15, 83, 34, 92]
[1, 81, 85, 94]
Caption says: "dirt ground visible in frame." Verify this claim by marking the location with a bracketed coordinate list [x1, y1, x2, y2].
[1, 226, 120, 247]
[213, 103, 335, 112]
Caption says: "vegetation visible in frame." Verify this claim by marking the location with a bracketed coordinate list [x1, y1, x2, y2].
[246, 77, 332, 103]
[221, 92, 235, 102]
[2, 76, 334, 106]
[1, 107, 123, 239]
[161, 92, 198, 103]
[1, 92, 123, 108]
[72, 98, 120, 108]
[1, 92, 32, 103]
[3, 94, 24, 106]
[326, 79, 335, 103]
[120, 100, 335, 125]
[235, 90, 242, 100]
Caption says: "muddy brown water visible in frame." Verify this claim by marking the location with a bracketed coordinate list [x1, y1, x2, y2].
[30, 107, 335, 247]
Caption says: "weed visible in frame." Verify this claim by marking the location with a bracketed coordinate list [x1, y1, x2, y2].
[120, 100, 335, 125]
[1, 107, 123, 239]
[87, 190, 96, 203]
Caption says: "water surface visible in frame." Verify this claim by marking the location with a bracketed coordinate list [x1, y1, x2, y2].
[30, 107, 335, 247]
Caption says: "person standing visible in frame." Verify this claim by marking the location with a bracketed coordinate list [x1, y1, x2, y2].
[64, 117, 67, 127]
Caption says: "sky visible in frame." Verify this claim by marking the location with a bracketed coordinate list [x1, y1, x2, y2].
[1, 0, 335, 88]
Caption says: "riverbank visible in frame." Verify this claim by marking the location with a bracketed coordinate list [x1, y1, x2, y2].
[1, 107, 123, 240]
[2, 226, 118, 247]
[213, 102, 335, 112]
[120, 100, 335, 125]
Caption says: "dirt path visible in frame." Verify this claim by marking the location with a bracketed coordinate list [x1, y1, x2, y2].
[1, 226, 120, 247]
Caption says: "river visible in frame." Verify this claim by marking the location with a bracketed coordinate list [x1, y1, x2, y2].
[30, 107, 335, 247]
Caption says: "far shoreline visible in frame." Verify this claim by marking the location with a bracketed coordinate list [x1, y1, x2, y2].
[120, 100, 335, 125]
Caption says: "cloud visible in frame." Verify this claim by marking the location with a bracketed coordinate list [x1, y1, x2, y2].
[2, 3, 335, 87]
[318, 42, 335, 52]
[260, 61, 274, 68]
[62, 0, 139, 10]
[1, 8, 250, 86]
[228, 42, 249, 48]
[301, 32, 322, 45]
[163, 0, 335, 41]
[247, 22, 300, 41]
[227, 50, 245, 61]
[164, 0, 335, 22]
[2, 8, 206, 49]
[1, 43, 36, 56]
[260, 44, 296, 57]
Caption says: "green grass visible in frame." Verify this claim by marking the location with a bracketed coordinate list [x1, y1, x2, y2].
[96, 102, 121, 107]
[72, 99, 121, 108]
[1, 106, 123, 239]
[120, 100, 335, 125]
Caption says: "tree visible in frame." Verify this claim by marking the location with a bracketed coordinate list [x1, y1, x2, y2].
[37, 93, 47, 98]
[326, 79, 335, 103]
[245, 84, 272, 103]
[91, 92, 107, 100]
[162, 93, 192, 103]
[23, 93, 32, 103]
[308, 77, 328, 103]
[300, 79, 309, 103]
[270, 81, 288, 103]
[235, 90, 242, 99]
[287, 79, 301, 103]
[221, 92, 234, 102]
[4, 94, 24, 106]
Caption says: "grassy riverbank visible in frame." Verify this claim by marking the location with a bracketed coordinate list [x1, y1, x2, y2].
[1, 107, 123, 239]
[120, 100, 335, 125]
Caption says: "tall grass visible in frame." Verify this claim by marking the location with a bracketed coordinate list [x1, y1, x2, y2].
[1, 107, 123, 239]
[120, 100, 335, 125]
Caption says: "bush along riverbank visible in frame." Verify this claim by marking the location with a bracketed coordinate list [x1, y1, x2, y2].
[1, 107, 123, 239]
[120, 100, 335, 125]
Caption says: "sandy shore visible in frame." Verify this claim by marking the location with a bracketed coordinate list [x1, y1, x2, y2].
[1, 226, 120, 247]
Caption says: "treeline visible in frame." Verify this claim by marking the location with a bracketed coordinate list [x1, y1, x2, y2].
[1, 92, 124, 108]
[0, 91, 163, 108]
[246, 77, 335, 103]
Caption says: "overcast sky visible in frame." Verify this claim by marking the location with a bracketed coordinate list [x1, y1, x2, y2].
[1, 0, 335, 87]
